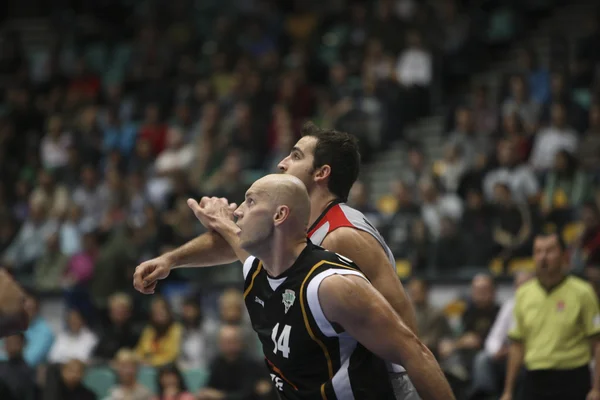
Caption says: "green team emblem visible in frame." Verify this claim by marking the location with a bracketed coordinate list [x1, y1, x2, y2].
[282, 289, 296, 314]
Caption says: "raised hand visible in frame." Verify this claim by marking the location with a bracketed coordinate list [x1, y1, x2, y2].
[187, 197, 237, 231]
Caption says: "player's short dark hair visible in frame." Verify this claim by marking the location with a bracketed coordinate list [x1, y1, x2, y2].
[301, 121, 361, 202]
[535, 232, 566, 251]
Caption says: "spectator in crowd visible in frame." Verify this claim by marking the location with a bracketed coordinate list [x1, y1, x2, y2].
[571, 13, 600, 89]
[136, 297, 183, 367]
[491, 183, 532, 264]
[515, 47, 550, 106]
[433, 216, 469, 272]
[408, 278, 452, 355]
[0, 333, 36, 400]
[541, 150, 592, 224]
[571, 202, 600, 270]
[469, 84, 498, 137]
[447, 107, 489, 168]
[153, 364, 195, 400]
[94, 292, 141, 362]
[2, 199, 58, 273]
[44, 359, 97, 400]
[40, 115, 71, 171]
[347, 181, 384, 231]
[105, 349, 153, 400]
[461, 188, 496, 266]
[403, 145, 431, 195]
[49, 308, 98, 364]
[530, 102, 579, 172]
[440, 274, 500, 381]
[578, 103, 600, 171]
[419, 178, 463, 240]
[383, 180, 422, 258]
[501, 233, 600, 400]
[34, 232, 69, 291]
[29, 169, 70, 220]
[502, 75, 540, 134]
[59, 205, 85, 257]
[178, 296, 212, 370]
[469, 271, 534, 398]
[435, 143, 468, 193]
[499, 112, 532, 162]
[199, 325, 267, 400]
[484, 139, 540, 204]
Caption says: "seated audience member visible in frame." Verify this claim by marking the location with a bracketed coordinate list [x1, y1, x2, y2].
[491, 183, 532, 264]
[48, 308, 98, 364]
[469, 271, 534, 398]
[207, 288, 259, 359]
[433, 216, 469, 272]
[440, 274, 500, 380]
[44, 359, 97, 400]
[382, 180, 421, 259]
[571, 202, 600, 270]
[347, 181, 384, 230]
[529, 102, 578, 172]
[199, 325, 269, 400]
[542, 150, 592, 222]
[578, 103, 600, 171]
[179, 296, 213, 369]
[461, 188, 496, 266]
[0, 290, 54, 367]
[136, 297, 183, 367]
[153, 364, 195, 400]
[94, 292, 141, 362]
[407, 279, 451, 355]
[0, 334, 36, 400]
[105, 348, 153, 400]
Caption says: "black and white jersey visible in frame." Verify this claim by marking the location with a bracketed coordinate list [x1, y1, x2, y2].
[243, 241, 395, 400]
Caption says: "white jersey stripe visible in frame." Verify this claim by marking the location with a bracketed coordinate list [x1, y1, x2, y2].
[332, 334, 357, 400]
[306, 269, 368, 338]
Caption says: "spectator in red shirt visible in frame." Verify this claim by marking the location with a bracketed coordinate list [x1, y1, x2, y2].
[139, 103, 167, 155]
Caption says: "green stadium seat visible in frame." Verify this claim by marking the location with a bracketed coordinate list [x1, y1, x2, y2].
[83, 366, 116, 399]
[137, 366, 158, 394]
[184, 368, 209, 392]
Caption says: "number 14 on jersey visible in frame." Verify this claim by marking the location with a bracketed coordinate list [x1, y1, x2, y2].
[271, 323, 291, 358]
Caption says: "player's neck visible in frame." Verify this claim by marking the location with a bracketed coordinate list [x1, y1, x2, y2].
[260, 235, 307, 278]
[309, 189, 339, 227]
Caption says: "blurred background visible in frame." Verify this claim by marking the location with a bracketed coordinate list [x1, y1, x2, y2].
[1, 0, 600, 399]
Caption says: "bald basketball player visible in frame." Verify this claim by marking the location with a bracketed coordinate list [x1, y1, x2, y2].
[185, 174, 454, 400]
[134, 123, 419, 397]
[0, 269, 30, 337]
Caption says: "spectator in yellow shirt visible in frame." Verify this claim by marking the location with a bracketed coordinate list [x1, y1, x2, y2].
[136, 297, 182, 367]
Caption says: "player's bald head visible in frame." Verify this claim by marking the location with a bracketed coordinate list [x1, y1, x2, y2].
[249, 174, 310, 229]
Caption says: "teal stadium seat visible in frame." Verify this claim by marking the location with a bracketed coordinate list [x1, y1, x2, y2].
[83, 366, 116, 399]
[137, 366, 159, 394]
[184, 368, 209, 392]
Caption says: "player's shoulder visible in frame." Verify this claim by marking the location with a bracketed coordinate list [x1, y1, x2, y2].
[516, 279, 538, 295]
[565, 275, 596, 297]
[305, 242, 360, 270]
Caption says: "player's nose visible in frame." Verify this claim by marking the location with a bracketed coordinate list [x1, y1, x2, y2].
[277, 158, 288, 172]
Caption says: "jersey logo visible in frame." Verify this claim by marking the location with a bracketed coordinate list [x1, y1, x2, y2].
[255, 296, 265, 307]
[282, 289, 296, 314]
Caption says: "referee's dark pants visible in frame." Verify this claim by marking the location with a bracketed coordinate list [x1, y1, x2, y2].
[522, 365, 591, 400]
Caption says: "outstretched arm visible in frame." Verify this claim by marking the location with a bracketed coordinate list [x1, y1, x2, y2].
[319, 274, 455, 400]
[322, 227, 418, 333]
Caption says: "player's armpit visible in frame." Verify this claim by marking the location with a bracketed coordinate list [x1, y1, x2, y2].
[319, 274, 455, 400]
[321, 227, 418, 333]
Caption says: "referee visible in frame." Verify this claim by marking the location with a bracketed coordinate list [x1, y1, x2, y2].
[500, 233, 600, 400]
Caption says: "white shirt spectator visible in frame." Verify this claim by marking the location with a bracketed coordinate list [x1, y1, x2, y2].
[395, 48, 432, 87]
[421, 194, 463, 239]
[529, 126, 579, 170]
[40, 133, 71, 170]
[484, 298, 515, 355]
[154, 145, 194, 174]
[483, 165, 540, 203]
[48, 327, 98, 364]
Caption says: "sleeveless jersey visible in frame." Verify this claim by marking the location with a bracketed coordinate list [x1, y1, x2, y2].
[243, 242, 396, 400]
[307, 201, 407, 376]
[307, 201, 396, 268]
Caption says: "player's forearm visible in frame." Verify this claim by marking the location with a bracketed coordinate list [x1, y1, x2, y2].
[166, 231, 238, 268]
[399, 338, 456, 400]
[503, 341, 524, 393]
[211, 219, 251, 263]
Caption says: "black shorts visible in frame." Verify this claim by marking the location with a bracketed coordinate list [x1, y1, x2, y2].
[523, 365, 591, 400]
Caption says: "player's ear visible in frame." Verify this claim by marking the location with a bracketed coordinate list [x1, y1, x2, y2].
[273, 205, 290, 226]
[314, 164, 331, 183]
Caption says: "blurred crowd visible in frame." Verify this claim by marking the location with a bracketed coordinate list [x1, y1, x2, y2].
[1, 0, 600, 398]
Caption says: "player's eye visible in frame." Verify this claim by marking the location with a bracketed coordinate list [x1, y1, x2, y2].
[292, 152, 300, 160]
